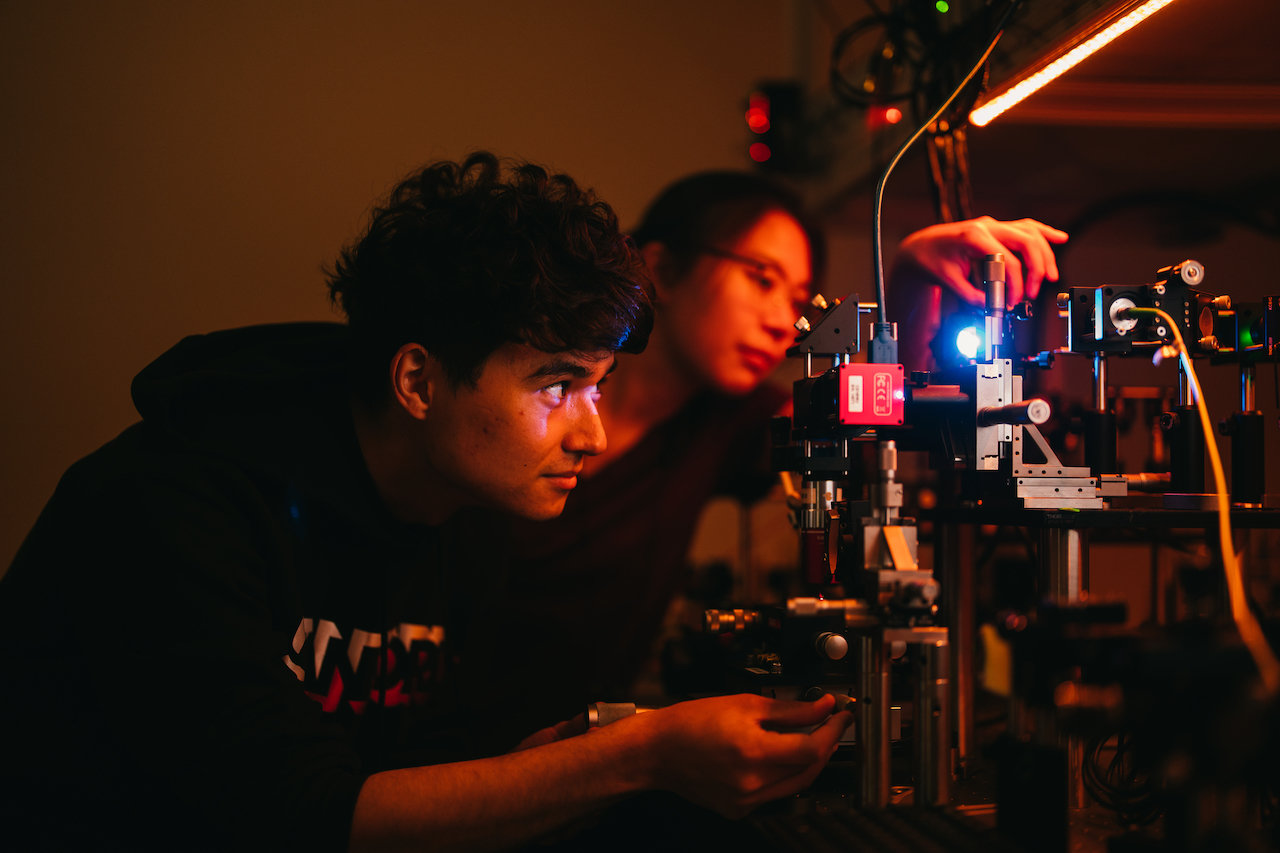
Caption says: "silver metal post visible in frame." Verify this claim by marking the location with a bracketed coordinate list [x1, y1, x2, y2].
[1094, 353, 1107, 411]
[916, 638, 951, 806]
[858, 634, 891, 807]
[940, 518, 975, 773]
[1041, 527, 1087, 602]
[1040, 526, 1090, 809]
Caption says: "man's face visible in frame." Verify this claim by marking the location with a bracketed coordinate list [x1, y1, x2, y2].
[420, 343, 613, 520]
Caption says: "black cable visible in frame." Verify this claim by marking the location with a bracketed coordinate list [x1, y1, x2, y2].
[871, 0, 1023, 326]
[1081, 731, 1163, 827]
[829, 14, 910, 108]
[829, 3, 941, 112]
[952, 126, 974, 220]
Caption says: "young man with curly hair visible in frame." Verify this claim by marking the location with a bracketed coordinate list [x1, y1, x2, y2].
[0, 153, 851, 851]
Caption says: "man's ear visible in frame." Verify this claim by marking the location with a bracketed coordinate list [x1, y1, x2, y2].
[389, 343, 436, 421]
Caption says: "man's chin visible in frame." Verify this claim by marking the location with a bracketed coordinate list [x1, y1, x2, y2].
[518, 495, 570, 521]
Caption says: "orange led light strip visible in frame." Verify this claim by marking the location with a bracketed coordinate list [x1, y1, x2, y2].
[970, 0, 1180, 127]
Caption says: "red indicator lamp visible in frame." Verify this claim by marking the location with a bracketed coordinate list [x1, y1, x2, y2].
[745, 92, 772, 133]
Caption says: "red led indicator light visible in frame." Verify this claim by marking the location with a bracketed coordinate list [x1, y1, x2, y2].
[745, 92, 771, 134]
[746, 109, 771, 133]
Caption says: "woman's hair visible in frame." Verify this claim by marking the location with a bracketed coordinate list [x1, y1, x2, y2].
[326, 152, 654, 399]
[629, 170, 825, 286]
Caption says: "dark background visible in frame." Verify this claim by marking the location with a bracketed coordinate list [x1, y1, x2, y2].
[4, 0, 1278, 584]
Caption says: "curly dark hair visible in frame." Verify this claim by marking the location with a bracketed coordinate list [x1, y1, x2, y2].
[629, 170, 825, 287]
[327, 152, 653, 398]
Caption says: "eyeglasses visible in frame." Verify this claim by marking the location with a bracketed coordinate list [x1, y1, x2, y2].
[697, 245, 778, 279]
[694, 245, 812, 314]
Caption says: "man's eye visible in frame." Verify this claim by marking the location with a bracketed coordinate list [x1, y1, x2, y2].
[749, 271, 777, 291]
[543, 381, 568, 401]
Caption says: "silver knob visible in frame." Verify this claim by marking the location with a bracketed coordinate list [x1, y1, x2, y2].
[816, 631, 849, 661]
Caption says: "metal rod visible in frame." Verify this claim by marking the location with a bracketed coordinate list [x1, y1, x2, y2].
[916, 639, 951, 806]
[941, 514, 975, 773]
[1094, 353, 1107, 411]
[858, 635, 890, 808]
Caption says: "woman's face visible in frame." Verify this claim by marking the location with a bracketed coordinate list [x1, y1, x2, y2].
[658, 209, 812, 395]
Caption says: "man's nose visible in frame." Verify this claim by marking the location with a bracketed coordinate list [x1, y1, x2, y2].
[564, 401, 607, 456]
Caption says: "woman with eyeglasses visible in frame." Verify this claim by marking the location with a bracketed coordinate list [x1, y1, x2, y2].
[470, 171, 1066, 751]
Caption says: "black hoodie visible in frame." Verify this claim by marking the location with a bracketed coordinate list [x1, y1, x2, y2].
[0, 323, 475, 851]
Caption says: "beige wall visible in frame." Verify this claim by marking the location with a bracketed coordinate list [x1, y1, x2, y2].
[0, 0, 808, 567]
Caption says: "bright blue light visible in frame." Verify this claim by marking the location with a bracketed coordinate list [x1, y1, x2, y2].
[956, 325, 983, 360]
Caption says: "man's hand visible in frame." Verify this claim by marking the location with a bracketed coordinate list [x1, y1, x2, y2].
[631, 692, 852, 819]
[351, 693, 850, 849]
[893, 216, 1069, 306]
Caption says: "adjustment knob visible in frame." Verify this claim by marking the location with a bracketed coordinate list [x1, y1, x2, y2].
[816, 631, 849, 661]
